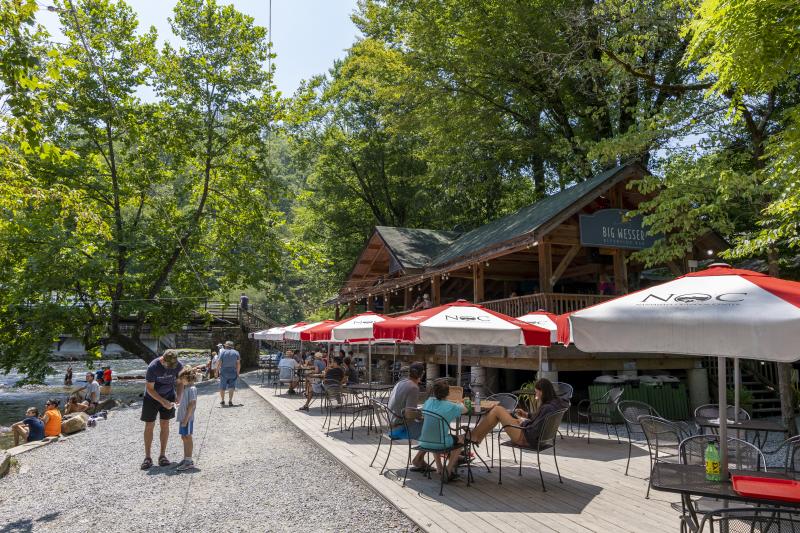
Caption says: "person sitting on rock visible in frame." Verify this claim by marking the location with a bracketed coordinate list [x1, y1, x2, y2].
[11, 407, 44, 446]
[75, 372, 101, 412]
[64, 395, 90, 415]
[42, 399, 62, 438]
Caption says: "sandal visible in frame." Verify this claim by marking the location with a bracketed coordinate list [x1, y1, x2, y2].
[410, 464, 433, 473]
[158, 456, 171, 467]
[140, 457, 153, 470]
[447, 471, 462, 483]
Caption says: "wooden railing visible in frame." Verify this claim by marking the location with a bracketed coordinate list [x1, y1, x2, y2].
[385, 292, 614, 317]
[199, 301, 278, 331]
[480, 292, 615, 316]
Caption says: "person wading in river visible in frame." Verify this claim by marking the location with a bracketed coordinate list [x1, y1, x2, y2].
[140, 350, 184, 470]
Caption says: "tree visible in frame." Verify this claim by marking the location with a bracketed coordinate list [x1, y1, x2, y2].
[0, 0, 285, 377]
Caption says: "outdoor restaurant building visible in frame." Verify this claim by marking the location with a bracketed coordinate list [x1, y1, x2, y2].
[328, 162, 737, 415]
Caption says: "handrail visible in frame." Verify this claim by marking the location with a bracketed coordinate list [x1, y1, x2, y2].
[382, 292, 614, 317]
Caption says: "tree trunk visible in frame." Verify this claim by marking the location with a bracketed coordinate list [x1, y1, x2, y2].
[109, 331, 158, 364]
[768, 249, 796, 435]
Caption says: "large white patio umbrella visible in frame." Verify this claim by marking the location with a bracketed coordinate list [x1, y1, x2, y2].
[374, 300, 552, 386]
[569, 263, 800, 479]
[329, 312, 389, 383]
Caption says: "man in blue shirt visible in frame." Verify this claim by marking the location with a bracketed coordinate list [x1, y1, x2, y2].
[12, 407, 45, 446]
[216, 340, 241, 407]
[140, 350, 183, 470]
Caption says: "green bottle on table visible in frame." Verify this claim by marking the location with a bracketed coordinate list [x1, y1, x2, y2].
[464, 398, 473, 415]
[705, 441, 721, 482]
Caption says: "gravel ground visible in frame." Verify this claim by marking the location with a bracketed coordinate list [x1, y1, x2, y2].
[0, 382, 419, 533]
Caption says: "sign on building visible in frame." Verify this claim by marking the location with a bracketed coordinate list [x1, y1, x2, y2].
[579, 209, 659, 250]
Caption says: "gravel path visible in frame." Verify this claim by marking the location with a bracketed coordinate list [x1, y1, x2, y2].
[0, 382, 419, 533]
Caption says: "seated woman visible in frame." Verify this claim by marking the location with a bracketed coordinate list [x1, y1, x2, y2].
[343, 357, 359, 385]
[11, 407, 44, 446]
[417, 379, 467, 482]
[42, 399, 63, 438]
[299, 355, 341, 411]
[468, 378, 568, 448]
[64, 395, 90, 415]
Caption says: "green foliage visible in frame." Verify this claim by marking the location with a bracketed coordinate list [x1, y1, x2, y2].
[0, 0, 286, 375]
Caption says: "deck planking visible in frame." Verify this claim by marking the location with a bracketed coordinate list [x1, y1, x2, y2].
[242, 374, 683, 533]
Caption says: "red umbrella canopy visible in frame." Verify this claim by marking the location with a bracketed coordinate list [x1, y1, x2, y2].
[516, 310, 563, 343]
[298, 320, 339, 342]
[373, 300, 551, 347]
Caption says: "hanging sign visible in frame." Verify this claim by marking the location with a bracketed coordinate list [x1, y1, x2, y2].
[579, 209, 659, 250]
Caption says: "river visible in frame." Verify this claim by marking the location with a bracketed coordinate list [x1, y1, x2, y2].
[0, 356, 210, 449]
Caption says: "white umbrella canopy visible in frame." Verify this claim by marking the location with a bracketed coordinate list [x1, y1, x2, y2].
[330, 312, 388, 342]
[569, 264, 800, 479]
[570, 264, 800, 360]
[254, 322, 306, 341]
[516, 311, 560, 343]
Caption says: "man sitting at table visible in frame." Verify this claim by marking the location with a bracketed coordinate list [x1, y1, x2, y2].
[418, 379, 468, 482]
[467, 378, 567, 448]
[278, 353, 299, 394]
[299, 356, 345, 411]
[387, 362, 429, 472]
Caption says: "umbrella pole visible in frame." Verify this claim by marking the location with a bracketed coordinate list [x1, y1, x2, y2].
[393, 343, 398, 383]
[368, 341, 372, 384]
[734, 358, 741, 423]
[457, 344, 462, 387]
[718, 356, 729, 481]
[538, 346, 543, 380]
[445, 345, 449, 378]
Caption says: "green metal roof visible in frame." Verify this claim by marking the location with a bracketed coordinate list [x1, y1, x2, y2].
[430, 164, 633, 267]
[375, 226, 461, 271]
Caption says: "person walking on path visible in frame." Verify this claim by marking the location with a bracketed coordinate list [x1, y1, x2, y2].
[141, 350, 184, 470]
[176, 366, 198, 471]
[217, 340, 240, 406]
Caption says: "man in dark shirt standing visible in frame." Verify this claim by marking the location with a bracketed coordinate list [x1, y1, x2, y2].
[239, 293, 249, 312]
[140, 350, 184, 470]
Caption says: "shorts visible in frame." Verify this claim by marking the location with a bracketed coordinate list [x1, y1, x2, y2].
[140, 394, 176, 422]
[388, 426, 409, 440]
[179, 421, 194, 436]
[219, 371, 238, 391]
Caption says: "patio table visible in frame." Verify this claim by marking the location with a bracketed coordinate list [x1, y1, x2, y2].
[695, 417, 787, 449]
[650, 462, 800, 530]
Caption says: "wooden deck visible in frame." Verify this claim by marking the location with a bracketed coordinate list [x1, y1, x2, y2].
[242, 373, 683, 533]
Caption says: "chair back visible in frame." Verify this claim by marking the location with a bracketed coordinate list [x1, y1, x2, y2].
[618, 400, 659, 431]
[371, 399, 392, 435]
[538, 407, 568, 448]
[698, 507, 800, 532]
[323, 379, 343, 400]
[553, 382, 574, 402]
[420, 409, 457, 450]
[694, 403, 751, 421]
[486, 393, 518, 411]
[777, 435, 800, 474]
[680, 435, 766, 471]
[639, 415, 685, 459]
[278, 365, 294, 382]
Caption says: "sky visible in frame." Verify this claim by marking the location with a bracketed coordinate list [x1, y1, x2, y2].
[35, 0, 362, 97]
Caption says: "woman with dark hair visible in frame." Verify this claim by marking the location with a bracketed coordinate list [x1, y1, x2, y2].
[42, 399, 62, 438]
[468, 378, 568, 447]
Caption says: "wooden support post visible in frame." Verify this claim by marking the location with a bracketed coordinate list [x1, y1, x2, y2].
[366, 296, 373, 312]
[538, 241, 553, 292]
[404, 287, 411, 310]
[348, 301, 355, 317]
[335, 304, 341, 321]
[472, 264, 484, 303]
[432, 275, 441, 306]
[383, 292, 391, 314]
[613, 249, 629, 295]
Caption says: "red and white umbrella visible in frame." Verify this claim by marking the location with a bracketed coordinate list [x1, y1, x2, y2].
[252, 322, 306, 341]
[284, 321, 325, 341]
[569, 264, 800, 478]
[516, 310, 561, 343]
[298, 320, 340, 342]
[569, 265, 800, 359]
[374, 300, 551, 385]
[330, 312, 388, 342]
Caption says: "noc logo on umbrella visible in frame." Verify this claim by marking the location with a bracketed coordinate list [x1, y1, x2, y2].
[443, 314, 491, 321]
[639, 292, 748, 304]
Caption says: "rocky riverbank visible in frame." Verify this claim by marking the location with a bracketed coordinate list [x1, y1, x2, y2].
[0, 381, 418, 532]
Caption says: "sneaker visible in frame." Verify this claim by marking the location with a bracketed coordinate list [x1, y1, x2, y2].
[176, 459, 194, 472]
[220, 400, 225, 407]
[287, 389, 296, 395]
[228, 401, 233, 406]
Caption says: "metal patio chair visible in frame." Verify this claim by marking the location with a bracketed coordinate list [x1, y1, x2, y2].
[577, 386, 624, 443]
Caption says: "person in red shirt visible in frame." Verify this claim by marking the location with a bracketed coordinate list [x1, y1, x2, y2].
[103, 367, 112, 388]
